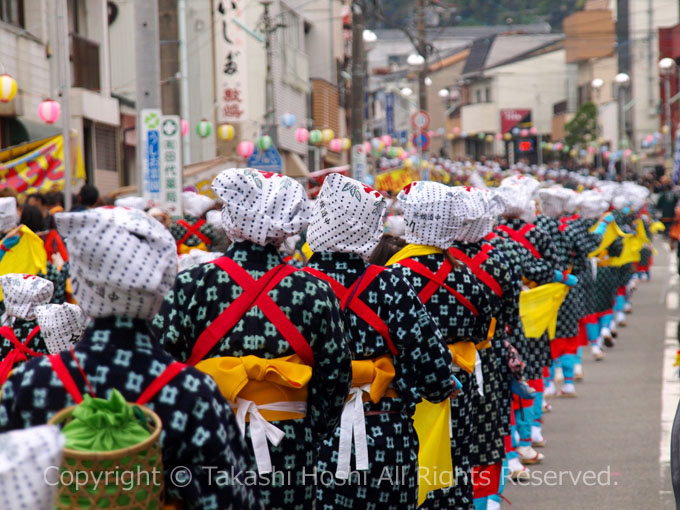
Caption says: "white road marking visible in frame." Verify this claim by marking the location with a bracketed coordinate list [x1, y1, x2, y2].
[661, 254, 680, 466]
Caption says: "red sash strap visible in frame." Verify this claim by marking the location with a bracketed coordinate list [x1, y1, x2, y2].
[305, 266, 399, 355]
[496, 224, 542, 259]
[49, 354, 187, 406]
[0, 326, 43, 386]
[137, 362, 187, 405]
[484, 232, 498, 241]
[44, 229, 69, 262]
[558, 215, 581, 233]
[448, 244, 503, 297]
[397, 258, 478, 316]
[187, 257, 314, 366]
[177, 219, 211, 247]
[48, 353, 84, 404]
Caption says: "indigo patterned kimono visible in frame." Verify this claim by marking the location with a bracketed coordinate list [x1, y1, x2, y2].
[391, 251, 494, 510]
[152, 241, 352, 510]
[0, 316, 263, 510]
[309, 252, 454, 510]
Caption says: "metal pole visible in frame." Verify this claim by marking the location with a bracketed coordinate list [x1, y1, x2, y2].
[178, 0, 191, 165]
[261, 1, 277, 143]
[416, 0, 427, 112]
[350, 2, 365, 150]
[56, 0, 72, 211]
[618, 85, 625, 180]
[134, 0, 162, 188]
[666, 74, 673, 160]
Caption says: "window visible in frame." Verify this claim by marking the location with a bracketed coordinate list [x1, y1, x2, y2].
[0, 0, 23, 28]
[476, 89, 482, 103]
[283, 9, 300, 50]
[94, 123, 118, 172]
[485, 87, 491, 102]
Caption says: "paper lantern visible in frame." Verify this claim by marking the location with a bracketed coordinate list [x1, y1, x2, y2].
[37, 99, 61, 124]
[363, 141, 371, 153]
[380, 134, 392, 147]
[461, 131, 468, 138]
[436, 128, 445, 136]
[623, 149, 632, 158]
[340, 138, 351, 150]
[309, 129, 323, 144]
[662, 125, 669, 134]
[281, 113, 296, 128]
[329, 138, 343, 152]
[322, 128, 334, 142]
[529, 126, 538, 135]
[570, 149, 577, 157]
[371, 138, 382, 150]
[181, 119, 189, 137]
[477, 132, 486, 139]
[485, 134, 493, 143]
[503, 133, 512, 141]
[520, 129, 529, 137]
[554, 142, 563, 151]
[587, 146, 595, 154]
[563, 145, 570, 153]
[427, 130, 435, 138]
[237, 140, 255, 158]
[196, 119, 212, 138]
[512, 127, 520, 135]
[452, 126, 461, 135]
[399, 150, 408, 161]
[258, 135, 272, 151]
[295, 127, 309, 143]
[546, 143, 553, 151]
[0, 74, 17, 103]
[404, 158, 413, 168]
[603, 151, 611, 159]
[631, 154, 640, 163]
[495, 133, 503, 140]
[218, 124, 235, 141]
[447, 134, 454, 140]
[387, 147, 399, 158]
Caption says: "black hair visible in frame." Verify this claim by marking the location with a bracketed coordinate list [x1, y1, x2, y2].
[79, 184, 99, 207]
[20, 205, 45, 233]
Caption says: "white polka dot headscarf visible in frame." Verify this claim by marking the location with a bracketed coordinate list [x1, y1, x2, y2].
[55, 207, 177, 320]
[306, 173, 387, 260]
[0, 274, 53, 320]
[497, 174, 540, 217]
[182, 191, 215, 218]
[579, 190, 609, 219]
[211, 168, 311, 247]
[537, 187, 571, 218]
[450, 186, 506, 243]
[34, 303, 87, 354]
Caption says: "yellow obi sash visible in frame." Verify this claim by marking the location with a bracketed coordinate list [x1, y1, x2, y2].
[385, 244, 442, 266]
[178, 241, 208, 255]
[448, 342, 476, 373]
[196, 354, 311, 422]
[519, 283, 569, 339]
[351, 354, 398, 403]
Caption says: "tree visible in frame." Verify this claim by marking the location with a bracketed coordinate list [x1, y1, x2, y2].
[564, 101, 598, 148]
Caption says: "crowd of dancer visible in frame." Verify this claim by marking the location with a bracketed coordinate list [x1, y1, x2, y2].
[0, 164, 658, 510]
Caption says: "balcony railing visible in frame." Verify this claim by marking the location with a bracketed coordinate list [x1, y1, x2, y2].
[71, 33, 100, 91]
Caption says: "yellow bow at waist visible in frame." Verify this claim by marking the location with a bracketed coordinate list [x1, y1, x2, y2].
[178, 241, 208, 255]
[448, 341, 476, 373]
[196, 354, 311, 421]
[351, 354, 398, 403]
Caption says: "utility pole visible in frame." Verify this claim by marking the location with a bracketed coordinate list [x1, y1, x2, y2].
[260, 1, 278, 144]
[416, 0, 427, 112]
[55, 0, 72, 211]
[178, 0, 191, 165]
[350, 1, 366, 149]
[134, 0, 162, 188]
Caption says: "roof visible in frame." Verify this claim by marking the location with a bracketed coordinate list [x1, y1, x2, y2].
[462, 36, 496, 74]
[372, 23, 552, 42]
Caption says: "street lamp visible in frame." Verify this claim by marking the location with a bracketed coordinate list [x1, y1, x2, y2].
[407, 53, 425, 66]
[659, 58, 676, 160]
[424, 77, 432, 86]
[401, 87, 413, 96]
[615, 72, 630, 179]
[438, 88, 450, 98]
[362, 29, 377, 52]
[591, 78, 604, 170]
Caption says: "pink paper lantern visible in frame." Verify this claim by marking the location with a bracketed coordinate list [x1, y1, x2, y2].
[623, 149, 632, 158]
[181, 118, 189, 137]
[554, 142, 563, 151]
[529, 126, 538, 135]
[452, 126, 461, 135]
[380, 134, 392, 147]
[329, 138, 343, 152]
[295, 127, 309, 143]
[603, 151, 611, 159]
[398, 150, 408, 161]
[237, 140, 255, 159]
[363, 141, 371, 153]
[495, 133, 503, 140]
[520, 129, 529, 137]
[587, 146, 595, 154]
[427, 130, 434, 137]
[37, 99, 61, 124]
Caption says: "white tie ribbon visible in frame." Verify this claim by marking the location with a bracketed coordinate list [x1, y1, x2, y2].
[336, 384, 372, 479]
[474, 350, 484, 397]
[233, 397, 307, 474]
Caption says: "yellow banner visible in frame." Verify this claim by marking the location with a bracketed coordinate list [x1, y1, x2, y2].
[374, 167, 419, 194]
[0, 135, 85, 201]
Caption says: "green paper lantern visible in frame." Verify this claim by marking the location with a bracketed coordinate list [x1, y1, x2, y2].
[258, 135, 273, 151]
[196, 119, 213, 138]
[309, 129, 322, 144]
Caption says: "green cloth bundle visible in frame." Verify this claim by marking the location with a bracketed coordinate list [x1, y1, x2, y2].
[61, 389, 150, 451]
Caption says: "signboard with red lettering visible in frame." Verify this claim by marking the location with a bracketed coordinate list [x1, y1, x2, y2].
[213, 0, 248, 123]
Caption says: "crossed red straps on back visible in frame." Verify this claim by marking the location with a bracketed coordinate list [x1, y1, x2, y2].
[177, 219, 212, 248]
[558, 214, 581, 233]
[397, 257, 478, 316]
[496, 224, 542, 259]
[304, 266, 399, 355]
[49, 352, 186, 406]
[448, 244, 503, 297]
[186, 257, 314, 367]
[0, 325, 42, 387]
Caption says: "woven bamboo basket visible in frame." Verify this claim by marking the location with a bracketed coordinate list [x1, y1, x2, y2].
[48, 404, 165, 510]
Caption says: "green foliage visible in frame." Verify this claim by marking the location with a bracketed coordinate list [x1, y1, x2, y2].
[564, 101, 598, 148]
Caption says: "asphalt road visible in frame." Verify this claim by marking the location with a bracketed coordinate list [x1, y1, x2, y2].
[504, 245, 677, 509]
